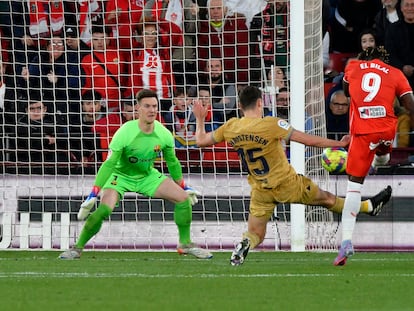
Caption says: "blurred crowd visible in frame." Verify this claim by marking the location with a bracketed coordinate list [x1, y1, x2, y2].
[0, 0, 412, 174]
[324, 0, 414, 148]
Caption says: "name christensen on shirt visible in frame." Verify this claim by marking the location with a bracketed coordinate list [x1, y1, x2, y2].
[229, 135, 269, 147]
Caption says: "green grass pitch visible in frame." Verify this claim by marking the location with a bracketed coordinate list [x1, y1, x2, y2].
[0, 250, 413, 311]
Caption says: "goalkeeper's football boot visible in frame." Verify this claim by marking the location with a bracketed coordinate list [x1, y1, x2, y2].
[230, 238, 250, 266]
[58, 247, 82, 260]
[369, 185, 392, 216]
[333, 239, 354, 266]
[177, 243, 213, 259]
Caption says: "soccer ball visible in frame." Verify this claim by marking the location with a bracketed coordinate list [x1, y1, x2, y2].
[321, 147, 347, 173]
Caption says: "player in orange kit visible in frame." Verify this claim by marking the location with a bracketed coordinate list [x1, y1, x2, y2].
[334, 46, 414, 266]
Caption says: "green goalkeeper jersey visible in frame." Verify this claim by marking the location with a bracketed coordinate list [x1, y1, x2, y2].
[93, 120, 182, 187]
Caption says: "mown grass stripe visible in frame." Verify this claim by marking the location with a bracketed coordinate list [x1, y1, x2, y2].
[1, 272, 414, 278]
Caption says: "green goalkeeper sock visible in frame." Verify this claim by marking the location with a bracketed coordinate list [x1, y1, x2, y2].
[75, 204, 112, 249]
[174, 199, 192, 245]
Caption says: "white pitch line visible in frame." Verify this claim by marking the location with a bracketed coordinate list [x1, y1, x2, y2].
[0, 272, 413, 278]
[0, 257, 412, 262]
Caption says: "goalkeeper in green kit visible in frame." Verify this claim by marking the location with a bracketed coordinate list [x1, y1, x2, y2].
[59, 89, 212, 259]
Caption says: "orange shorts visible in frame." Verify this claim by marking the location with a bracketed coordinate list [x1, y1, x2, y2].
[346, 130, 395, 177]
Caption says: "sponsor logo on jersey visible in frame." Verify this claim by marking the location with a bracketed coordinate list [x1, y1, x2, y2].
[129, 157, 138, 163]
[358, 106, 386, 119]
[277, 119, 290, 130]
[111, 175, 118, 185]
[153, 145, 161, 153]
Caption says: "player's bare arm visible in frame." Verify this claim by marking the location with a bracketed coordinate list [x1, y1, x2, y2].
[400, 93, 414, 127]
[193, 100, 216, 147]
[290, 129, 350, 148]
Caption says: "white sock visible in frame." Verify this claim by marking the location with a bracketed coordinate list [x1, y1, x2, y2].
[371, 154, 390, 168]
[341, 181, 362, 242]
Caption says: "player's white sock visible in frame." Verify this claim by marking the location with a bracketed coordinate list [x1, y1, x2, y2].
[341, 181, 362, 242]
[371, 154, 390, 168]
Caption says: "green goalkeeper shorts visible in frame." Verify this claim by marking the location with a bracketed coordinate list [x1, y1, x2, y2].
[103, 168, 168, 199]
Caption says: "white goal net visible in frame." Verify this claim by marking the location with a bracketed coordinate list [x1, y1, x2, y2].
[0, 0, 336, 252]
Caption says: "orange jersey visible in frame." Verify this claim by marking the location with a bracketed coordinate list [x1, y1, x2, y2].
[344, 59, 412, 134]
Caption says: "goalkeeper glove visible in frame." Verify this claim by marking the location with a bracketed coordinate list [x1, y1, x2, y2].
[77, 186, 100, 220]
[179, 180, 200, 205]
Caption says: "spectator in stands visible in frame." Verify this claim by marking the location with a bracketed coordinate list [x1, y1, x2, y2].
[13, 0, 76, 83]
[274, 87, 313, 131]
[195, 58, 237, 122]
[80, 90, 105, 124]
[326, 90, 350, 140]
[249, 0, 289, 83]
[141, 1, 184, 50]
[20, 33, 81, 116]
[266, 66, 288, 93]
[394, 98, 412, 147]
[266, 66, 287, 91]
[197, 85, 222, 131]
[275, 87, 290, 120]
[94, 95, 139, 160]
[374, 0, 402, 46]
[128, 17, 175, 100]
[81, 24, 127, 112]
[0, 59, 18, 134]
[273, 0, 290, 69]
[11, 2, 42, 92]
[62, 1, 80, 30]
[64, 26, 90, 63]
[329, 0, 382, 53]
[105, 0, 144, 50]
[64, 26, 91, 120]
[163, 87, 195, 134]
[197, 0, 249, 85]
[359, 28, 377, 51]
[13, 92, 69, 164]
[0, 2, 12, 52]
[69, 90, 104, 165]
[75, 0, 102, 46]
[249, 1, 275, 83]
[0, 9, 11, 70]
[322, 0, 332, 72]
[144, 0, 198, 87]
[385, 0, 414, 91]
[28, 0, 66, 37]
[262, 66, 288, 114]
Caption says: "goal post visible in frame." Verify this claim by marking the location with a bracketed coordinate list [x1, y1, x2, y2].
[290, 0, 306, 252]
[0, 0, 337, 252]
[290, 0, 335, 251]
